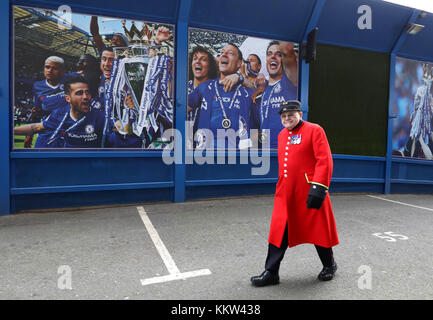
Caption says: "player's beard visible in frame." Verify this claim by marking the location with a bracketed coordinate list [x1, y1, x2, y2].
[72, 100, 90, 118]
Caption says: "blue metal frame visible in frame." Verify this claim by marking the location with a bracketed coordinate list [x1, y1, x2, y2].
[299, 0, 326, 120]
[385, 9, 421, 194]
[173, 0, 191, 202]
[0, 0, 10, 215]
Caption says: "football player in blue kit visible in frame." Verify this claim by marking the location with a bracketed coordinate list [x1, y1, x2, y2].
[92, 47, 143, 148]
[29, 56, 70, 148]
[31, 55, 103, 148]
[188, 43, 256, 150]
[260, 41, 298, 149]
[187, 46, 218, 148]
[14, 77, 105, 148]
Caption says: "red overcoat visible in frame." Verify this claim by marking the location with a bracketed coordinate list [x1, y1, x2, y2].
[268, 121, 339, 248]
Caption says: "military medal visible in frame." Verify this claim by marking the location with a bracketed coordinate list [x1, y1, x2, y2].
[291, 134, 302, 144]
[222, 118, 231, 129]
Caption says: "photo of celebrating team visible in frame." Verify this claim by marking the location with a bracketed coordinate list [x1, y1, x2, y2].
[13, 6, 174, 149]
[13, 6, 298, 150]
[187, 29, 299, 150]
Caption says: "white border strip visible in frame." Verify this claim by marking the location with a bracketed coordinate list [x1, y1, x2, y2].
[137, 206, 211, 286]
[367, 195, 433, 212]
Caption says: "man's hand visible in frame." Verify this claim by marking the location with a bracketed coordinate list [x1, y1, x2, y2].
[114, 120, 130, 134]
[23, 135, 33, 148]
[220, 74, 239, 92]
[252, 87, 264, 104]
[255, 73, 266, 89]
[125, 94, 135, 109]
[155, 26, 173, 45]
[280, 41, 298, 67]
[306, 183, 328, 209]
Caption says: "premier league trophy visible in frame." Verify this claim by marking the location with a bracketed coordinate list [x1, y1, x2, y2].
[110, 20, 174, 148]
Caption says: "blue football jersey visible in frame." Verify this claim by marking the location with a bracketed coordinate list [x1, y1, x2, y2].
[33, 80, 65, 111]
[188, 78, 255, 149]
[42, 107, 105, 148]
[32, 73, 79, 112]
[260, 73, 297, 149]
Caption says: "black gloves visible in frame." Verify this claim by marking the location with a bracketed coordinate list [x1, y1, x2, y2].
[306, 183, 328, 209]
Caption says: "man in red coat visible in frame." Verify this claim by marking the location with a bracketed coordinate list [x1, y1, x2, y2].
[251, 100, 339, 286]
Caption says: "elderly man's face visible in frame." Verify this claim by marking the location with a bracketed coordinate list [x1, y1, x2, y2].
[219, 44, 242, 76]
[280, 111, 302, 130]
[192, 51, 210, 80]
[266, 44, 283, 79]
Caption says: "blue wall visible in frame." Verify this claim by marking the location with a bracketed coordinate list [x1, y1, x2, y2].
[2, 0, 433, 215]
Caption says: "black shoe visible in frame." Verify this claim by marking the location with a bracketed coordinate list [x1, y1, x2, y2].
[318, 262, 337, 281]
[251, 270, 279, 287]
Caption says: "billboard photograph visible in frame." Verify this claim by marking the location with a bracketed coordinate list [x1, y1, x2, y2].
[13, 6, 175, 149]
[187, 28, 299, 150]
[392, 57, 433, 160]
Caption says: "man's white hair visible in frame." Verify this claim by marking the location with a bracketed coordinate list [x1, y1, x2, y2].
[45, 56, 64, 65]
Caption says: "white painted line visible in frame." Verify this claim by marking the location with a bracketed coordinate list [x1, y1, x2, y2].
[140, 269, 212, 286]
[137, 206, 180, 275]
[137, 206, 212, 286]
[367, 195, 433, 212]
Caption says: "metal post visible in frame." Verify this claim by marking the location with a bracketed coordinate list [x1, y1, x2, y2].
[385, 9, 420, 194]
[0, 0, 10, 215]
[173, 0, 191, 202]
[299, 0, 326, 120]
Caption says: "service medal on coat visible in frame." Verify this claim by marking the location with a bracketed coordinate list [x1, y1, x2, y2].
[291, 134, 301, 144]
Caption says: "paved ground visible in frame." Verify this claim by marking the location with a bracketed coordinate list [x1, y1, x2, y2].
[0, 193, 432, 300]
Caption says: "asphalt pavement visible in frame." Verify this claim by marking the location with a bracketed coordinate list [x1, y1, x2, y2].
[0, 193, 432, 300]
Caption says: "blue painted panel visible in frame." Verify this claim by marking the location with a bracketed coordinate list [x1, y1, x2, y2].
[11, 151, 166, 159]
[13, 0, 179, 23]
[333, 157, 385, 179]
[186, 181, 385, 201]
[186, 154, 278, 181]
[390, 184, 433, 194]
[13, 187, 173, 211]
[318, 0, 412, 53]
[186, 184, 275, 201]
[391, 160, 433, 182]
[14, 158, 173, 188]
[189, 0, 315, 42]
[330, 182, 383, 193]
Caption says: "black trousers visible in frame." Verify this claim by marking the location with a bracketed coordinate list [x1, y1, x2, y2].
[265, 225, 334, 275]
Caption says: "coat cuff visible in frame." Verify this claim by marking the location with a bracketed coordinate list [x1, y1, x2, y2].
[308, 183, 328, 200]
[304, 173, 329, 190]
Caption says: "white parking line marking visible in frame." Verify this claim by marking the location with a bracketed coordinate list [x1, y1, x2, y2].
[137, 206, 211, 286]
[140, 269, 212, 286]
[137, 206, 180, 274]
[367, 195, 433, 212]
